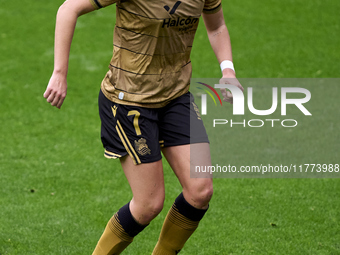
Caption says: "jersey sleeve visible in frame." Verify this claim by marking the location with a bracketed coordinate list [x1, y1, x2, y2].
[203, 0, 222, 14]
[89, 0, 118, 9]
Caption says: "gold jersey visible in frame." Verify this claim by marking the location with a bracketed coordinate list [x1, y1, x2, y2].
[90, 0, 221, 107]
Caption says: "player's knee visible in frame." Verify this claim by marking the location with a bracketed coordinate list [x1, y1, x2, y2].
[145, 200, 164, 223]
[186, 181, 213, 208]
[198, 185, 213, 205]
[148, 195, 164, 213]
[136, 196, 164, 223]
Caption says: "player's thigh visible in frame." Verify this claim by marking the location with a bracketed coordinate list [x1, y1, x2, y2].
[120, 155, 165, 201]
[120, 155, 165, 220]
[162, 143, 213, 208]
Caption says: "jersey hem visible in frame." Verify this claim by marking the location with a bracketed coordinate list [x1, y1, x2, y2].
[100, 85, 189, 109]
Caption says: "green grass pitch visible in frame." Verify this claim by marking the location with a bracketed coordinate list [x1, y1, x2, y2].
[0, 0, 339, 254]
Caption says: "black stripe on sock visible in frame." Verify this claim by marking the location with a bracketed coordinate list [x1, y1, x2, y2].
[117, 202, 148, 237]
[174, 193, 208, 221]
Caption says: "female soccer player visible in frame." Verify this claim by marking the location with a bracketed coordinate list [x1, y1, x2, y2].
[44, 0, 242, 254]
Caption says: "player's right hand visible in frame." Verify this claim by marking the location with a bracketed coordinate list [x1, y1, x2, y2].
[219, 69, 243, 104]
[44, 73, 67, 109]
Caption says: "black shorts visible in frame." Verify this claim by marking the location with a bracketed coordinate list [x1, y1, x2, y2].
[98, 89, 209, 165]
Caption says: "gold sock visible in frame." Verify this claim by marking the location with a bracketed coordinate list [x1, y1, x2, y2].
[152, 193, 208, 255]
[92, 213, 133, 255]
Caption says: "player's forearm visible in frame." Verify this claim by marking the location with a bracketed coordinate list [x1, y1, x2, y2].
[53, 5, 79, 76]
[207, 25, 233, 64]
[53, 1, 95, 76]
[203, 10, 235, 76]
[44, 0, 95, 109]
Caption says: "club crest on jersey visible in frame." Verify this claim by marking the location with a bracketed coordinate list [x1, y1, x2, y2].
[135, 138, 151, 156]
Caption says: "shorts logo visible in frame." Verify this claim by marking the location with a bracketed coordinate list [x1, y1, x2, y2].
[134, 138, 151, 156]
[111, 105, 118, 117]
[192, 102, 201, 120]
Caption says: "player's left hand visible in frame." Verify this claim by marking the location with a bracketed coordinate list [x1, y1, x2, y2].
[219, 69, 243, 104]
